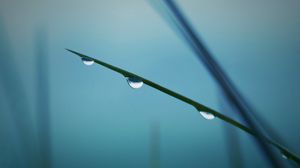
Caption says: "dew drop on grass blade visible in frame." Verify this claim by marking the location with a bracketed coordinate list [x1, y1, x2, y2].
[199, 111, 215, 120]
[127, 76, 143, 89]
[82, 57, 94, 66]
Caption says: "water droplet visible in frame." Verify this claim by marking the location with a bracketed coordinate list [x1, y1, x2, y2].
[127, 76, 143, 89]
[281, 153, 288, 159]
[82, 57, 94, 66]
[199, 111, 215, 120]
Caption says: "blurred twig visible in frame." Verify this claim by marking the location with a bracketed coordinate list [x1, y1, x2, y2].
[35, 28, 52, 168]
[219, 91, 244, 168]
[0, 18, 39, 168]
[150, 121, 161, 168]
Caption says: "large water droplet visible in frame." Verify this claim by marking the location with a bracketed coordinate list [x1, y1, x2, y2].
[82, 57, 94, 66]
[199, 111, 215, 120]
[127, 76, 143, 89]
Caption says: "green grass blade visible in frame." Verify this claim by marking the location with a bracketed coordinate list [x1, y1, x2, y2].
[66, 49, 300, 165]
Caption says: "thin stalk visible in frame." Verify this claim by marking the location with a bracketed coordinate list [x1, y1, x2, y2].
[223, 124, 243, 167]
[36, 28, 52, 168]
[219, 91, 244, 168]
[66, 49, 300, 165]
[150, 121, 160, 168]
[0, 20, 38, 168]
[0, 20, 26, 168]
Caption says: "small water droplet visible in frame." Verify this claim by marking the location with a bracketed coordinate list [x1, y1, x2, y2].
[82, 57, 94, 66]
[199, 111, 215, 120]
[127, 76, 143, 89]
[281, 153, 288, 159]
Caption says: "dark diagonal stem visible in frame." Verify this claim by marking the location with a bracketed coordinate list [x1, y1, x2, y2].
[66, 49, 300, 165]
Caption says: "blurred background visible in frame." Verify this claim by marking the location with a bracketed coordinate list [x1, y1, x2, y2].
[0, 0, 300, 167]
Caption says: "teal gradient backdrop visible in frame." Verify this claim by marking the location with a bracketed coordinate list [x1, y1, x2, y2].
[1, 0, 300, 167]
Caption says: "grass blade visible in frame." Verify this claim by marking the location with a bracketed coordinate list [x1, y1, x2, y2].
[66, 49, 300, 165]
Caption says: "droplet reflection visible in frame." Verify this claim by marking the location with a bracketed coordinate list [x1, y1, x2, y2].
[199, 111, 215, 120]
[127, 76, 143, 89]
[82, 57, 94, 66]
[281, 153, 288, 160]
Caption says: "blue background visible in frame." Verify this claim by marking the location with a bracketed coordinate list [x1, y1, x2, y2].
[0, 0, 300, 167]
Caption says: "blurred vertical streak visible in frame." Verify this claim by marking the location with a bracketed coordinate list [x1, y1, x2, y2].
[0, 19, 38, 168]
[150, 0, 285, 136]
[151, 0, 282, 167]
[150, 121, 160, 168]
[219, 91, 244, 168]
[35, 28, 52, 168]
